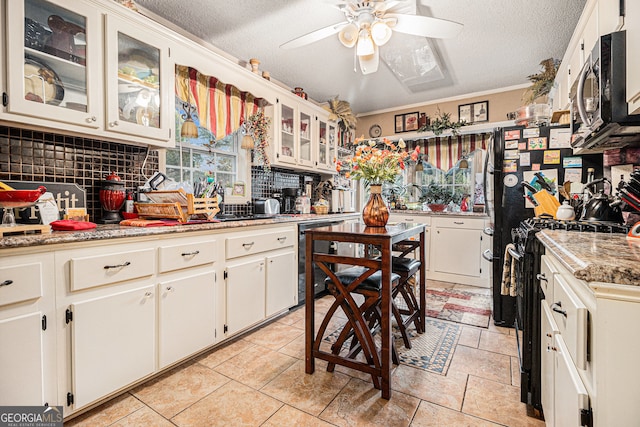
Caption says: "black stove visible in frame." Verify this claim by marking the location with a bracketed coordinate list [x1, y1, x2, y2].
[514, 216, 629, 417]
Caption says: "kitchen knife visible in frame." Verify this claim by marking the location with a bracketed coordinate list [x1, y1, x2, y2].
[534, 172, 553, 192]
[521, 181, 539, 206]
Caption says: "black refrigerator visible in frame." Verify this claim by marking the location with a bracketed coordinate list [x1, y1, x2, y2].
[487, 124, 602, 327]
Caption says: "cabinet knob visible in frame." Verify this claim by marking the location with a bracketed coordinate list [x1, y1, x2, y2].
[144, 292, 153, 298]
[166, 286, 174, 292]
[109, 121, 119, 127]
[0, 279, 13, 287]
[85, 116, 97, 123]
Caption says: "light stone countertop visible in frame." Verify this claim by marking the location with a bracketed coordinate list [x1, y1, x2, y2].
[0, 213, 361, 250]
[389, 209, 488, 218]
[537, 229, 640, 286]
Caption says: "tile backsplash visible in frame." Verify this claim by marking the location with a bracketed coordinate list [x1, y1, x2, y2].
[0, 125, 159, 222]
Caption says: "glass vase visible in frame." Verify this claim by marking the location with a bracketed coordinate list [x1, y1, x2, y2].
[362, 184, 389, 227]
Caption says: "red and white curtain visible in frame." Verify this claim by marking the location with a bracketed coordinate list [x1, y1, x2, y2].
[175, 65, 261, 140]
[409, 133, 490, 171]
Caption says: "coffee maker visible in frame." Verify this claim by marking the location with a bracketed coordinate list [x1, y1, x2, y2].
[282, 188, 301, 214]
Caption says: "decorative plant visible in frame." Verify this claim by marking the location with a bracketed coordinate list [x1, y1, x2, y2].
[523, 58, 560, 104]
[336, 137, 419, 185]
[245, 108, 271, 169]
[325, 96, 357, 132]
[418, 107, 467, 136]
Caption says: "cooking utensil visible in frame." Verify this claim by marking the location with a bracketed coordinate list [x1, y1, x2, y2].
[580, 177, 624, 223]
[534, 172, 553, 192]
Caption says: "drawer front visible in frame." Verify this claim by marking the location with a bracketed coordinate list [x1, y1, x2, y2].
[551, 274, 587, 370]
[226, 228, 295, 260]
[389, 213, 431, 226]
[158, 240, 217, 273]
[432, 216, 483, 230]
[539, 255, 559, 300]
[69, 248, 155, 291]
[0, 263, 43, 307]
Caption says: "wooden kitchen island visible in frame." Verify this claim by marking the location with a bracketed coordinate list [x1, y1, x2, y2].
[304, 222, 427, 399]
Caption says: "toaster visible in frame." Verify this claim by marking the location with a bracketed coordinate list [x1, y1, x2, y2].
[254, 198, 280, 215]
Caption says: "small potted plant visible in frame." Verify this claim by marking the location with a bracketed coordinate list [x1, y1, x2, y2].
[420, 183, 457, 212]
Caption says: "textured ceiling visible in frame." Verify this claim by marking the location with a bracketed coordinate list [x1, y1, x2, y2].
[135, 0, 586, 114]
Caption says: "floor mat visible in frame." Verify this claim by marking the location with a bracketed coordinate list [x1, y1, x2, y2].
[324, 318, 461, 375]
[426, 286, 492, 328]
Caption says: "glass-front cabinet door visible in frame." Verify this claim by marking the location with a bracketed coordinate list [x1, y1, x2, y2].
[328, 122, 337, 170]
[105, 15, 170, 141]
[298, 109, 313, 167]
[6, 0, 101, 127]
[278, 101, 296, 164]
[317, 118, 328, 169]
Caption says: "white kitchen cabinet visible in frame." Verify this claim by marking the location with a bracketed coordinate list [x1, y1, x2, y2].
[298, 107, 314, 168]
[1, 0, 174, 147]
[626, 0, 640, 114]
[316, 117, 338, 172]
[429, 216, 490, 287]
[158, 271, 216, 368]
[389, 212, 431, 272]
[224, 225, 297, 336]
[104, 13, 171, 142]
[0, 253, 56, 407]
[69, 284, 155, 409]
[5, 0, 102, 128]
[266, 251, 296, 317]
[553, 335, 590, 427]
[598, 0, 623, 35]
[275, 99, 298, 166]
[540, 302, 558, 427]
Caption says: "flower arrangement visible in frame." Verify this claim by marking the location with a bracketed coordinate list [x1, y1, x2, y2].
[337, 137, 420, 184]
[245, 109, 271, 169]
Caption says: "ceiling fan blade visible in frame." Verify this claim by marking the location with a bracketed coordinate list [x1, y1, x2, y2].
[375, 0, 411, 12]
[358, 44, 379, 75]
[385, 13, 463, 39]
[280, 21, 348, 49]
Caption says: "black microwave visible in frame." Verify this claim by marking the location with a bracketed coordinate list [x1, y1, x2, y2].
[570, 31, 640, 152]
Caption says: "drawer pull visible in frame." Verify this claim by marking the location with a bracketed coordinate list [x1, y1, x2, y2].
[144, 292, 153, 298]
[0, 279, 13, 287]
[242, 242, 255, 249]
[551, 302, 567, 317]
[277, 236, 287, 242]
[181, 250, 200, 256]
[454, 221, 464, 225]
[104, 261, 131, 270]
[166, 286, 175, 292]
[537, 273, 548, 282]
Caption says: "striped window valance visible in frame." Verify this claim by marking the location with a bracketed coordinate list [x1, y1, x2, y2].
[409, 133, 490, 171]
[175, 65, 262, 140]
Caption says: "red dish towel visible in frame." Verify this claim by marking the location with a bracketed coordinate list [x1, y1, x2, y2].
[50, 220, 97, 231]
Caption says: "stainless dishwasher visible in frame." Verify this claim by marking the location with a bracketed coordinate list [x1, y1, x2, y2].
[297, 219, 344, 306]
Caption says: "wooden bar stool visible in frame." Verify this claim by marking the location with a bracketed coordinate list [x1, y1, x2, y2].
[391, 256, 423, 348]
[318, 266, 400, 388]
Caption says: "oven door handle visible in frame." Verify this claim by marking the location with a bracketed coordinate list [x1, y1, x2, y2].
[508, 246, 523, 261]
[482, 249, 493, 262]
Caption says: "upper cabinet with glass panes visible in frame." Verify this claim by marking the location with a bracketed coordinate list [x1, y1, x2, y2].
[2, 0, 174, 147]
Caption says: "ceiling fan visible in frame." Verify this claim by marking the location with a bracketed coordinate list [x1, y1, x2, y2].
[280, 0, 463, 75]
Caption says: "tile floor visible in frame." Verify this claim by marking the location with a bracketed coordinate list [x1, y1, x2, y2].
[65, 283, 545, 427]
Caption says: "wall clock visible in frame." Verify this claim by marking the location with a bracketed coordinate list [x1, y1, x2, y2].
[369, 124, 382, 138]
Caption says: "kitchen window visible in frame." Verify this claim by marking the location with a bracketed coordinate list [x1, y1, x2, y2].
[165, 131, 239, 188]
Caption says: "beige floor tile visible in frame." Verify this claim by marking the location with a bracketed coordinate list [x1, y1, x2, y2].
[462, 375, 545, 427]
[319, 377, 420, 427]
[63, 393, 143, 426]
[172, 380, 282, 426]
[243, 321, 304, 351]
[196, 338, 255, 369]
[478, 329, 519, 357]
[448, 345, 512, 384]
[291, 310, 347, 339]
[214, 344, 297, 389]
[511, 356, 521, 387]
[278, 333, 306, 359]
[261, 359, 351, 416]
[277, 307, 305, 325]
[131, 362, 229, 418]
[262, 405, 335, 427]
[488, 318, 512, 335]
[391, 364, 467, 411]
[410, 401, 501, 427]
[458, 327, 481, 348]
[110, 406, 175, 427]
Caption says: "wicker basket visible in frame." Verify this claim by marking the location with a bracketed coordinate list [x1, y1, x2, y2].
[315, 205, 328, 215]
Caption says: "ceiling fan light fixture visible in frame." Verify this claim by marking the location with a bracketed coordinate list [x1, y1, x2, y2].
[356, 29, 375, 56]
[338, 23, 359, 48]
[370, 20, 392, 46]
